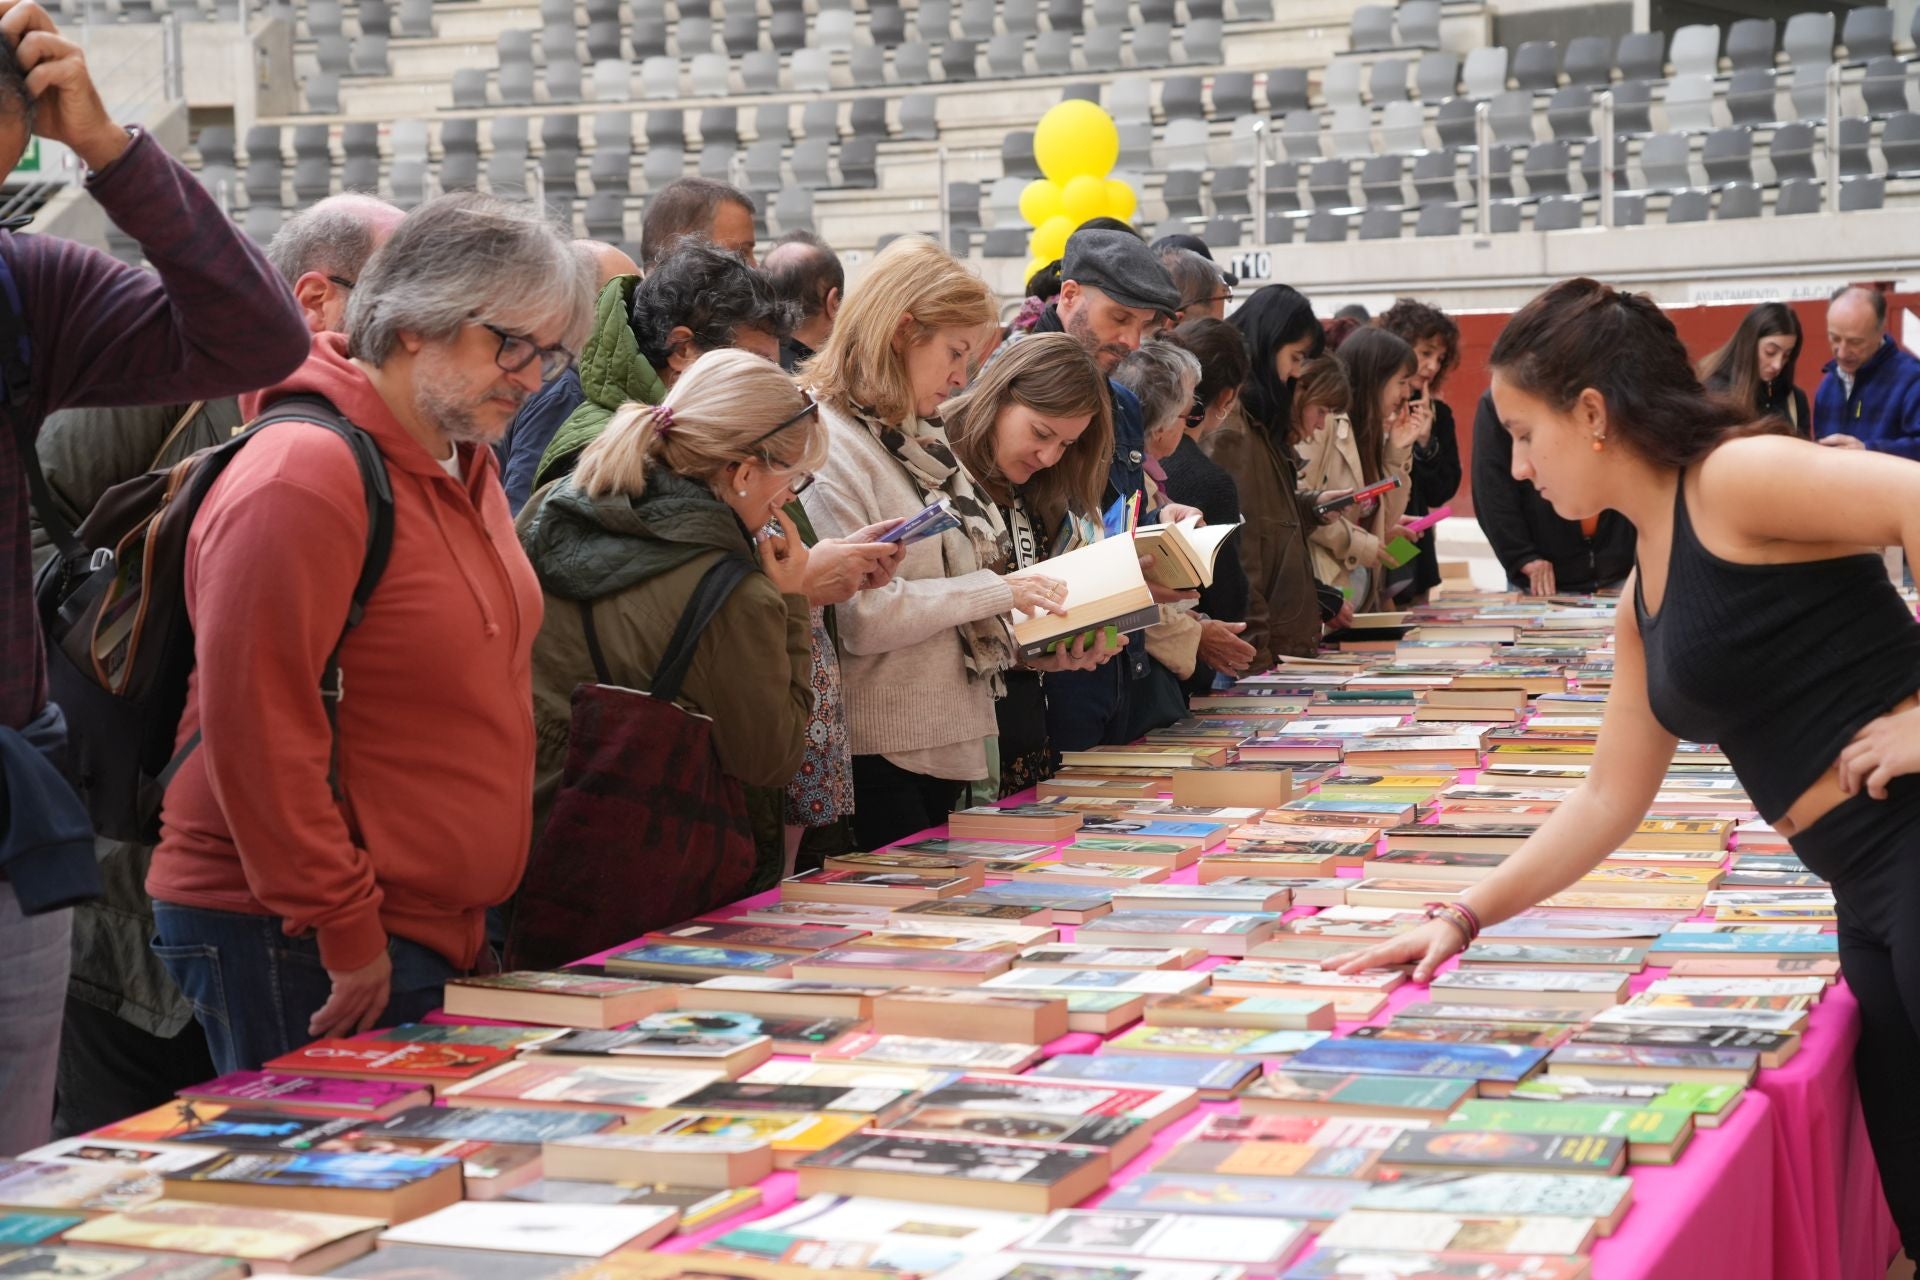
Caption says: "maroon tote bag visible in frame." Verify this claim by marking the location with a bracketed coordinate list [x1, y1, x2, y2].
[505, 555, 759, 970]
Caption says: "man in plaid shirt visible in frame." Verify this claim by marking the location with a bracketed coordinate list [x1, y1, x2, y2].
[0, 0, 308, 1152]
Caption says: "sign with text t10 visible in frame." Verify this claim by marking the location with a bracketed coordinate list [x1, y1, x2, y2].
[1228, 250, 1272, 284]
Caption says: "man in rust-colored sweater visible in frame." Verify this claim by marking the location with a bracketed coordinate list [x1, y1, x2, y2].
[147, 194, 595, 1074]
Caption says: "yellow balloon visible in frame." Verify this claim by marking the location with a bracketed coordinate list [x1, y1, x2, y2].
[1062, 174, 1107, 224]
[1019, 178, 1064, 228]
[1024, 258, 1049, 285]
[1031, 214, 1073, 265]
[1034, 100, 1120, 185]
[1104, 179, 1138, 223]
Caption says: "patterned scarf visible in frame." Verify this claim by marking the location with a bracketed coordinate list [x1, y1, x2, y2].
[849, 402, 1016, 692]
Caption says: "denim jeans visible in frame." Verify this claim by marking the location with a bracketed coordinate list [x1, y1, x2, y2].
[0, 884, 70, 1155]
[151, 902, 463, 1075]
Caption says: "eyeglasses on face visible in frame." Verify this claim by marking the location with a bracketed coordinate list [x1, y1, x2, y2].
[1184, 391, 1209, 430]
[480, 321, 576, 382]
[327, 275, 356, 291]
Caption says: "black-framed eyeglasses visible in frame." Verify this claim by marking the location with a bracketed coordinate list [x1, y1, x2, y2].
[481, 322, 576, 382]
[327, 275, 355, 291]
[748, 397, 820, 449]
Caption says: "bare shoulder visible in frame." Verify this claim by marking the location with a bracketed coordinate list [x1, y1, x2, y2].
[1693, 432, 1814, 498]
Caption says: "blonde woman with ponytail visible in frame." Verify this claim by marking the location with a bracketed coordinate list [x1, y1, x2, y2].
[519, 349, 850, 888]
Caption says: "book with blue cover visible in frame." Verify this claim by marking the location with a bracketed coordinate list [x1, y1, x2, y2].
[1647, 931, 1838, 959]
[0, 1212, 83, 1244]
[1080, 819, 1230, 842]
[1099, 1173, 1363, 1221]
[1285, 1038, 1549, 1085]
[602, 944, 793, 978]
[973, 883, 1116, 906]
[1029, 1054, 1260, 1096]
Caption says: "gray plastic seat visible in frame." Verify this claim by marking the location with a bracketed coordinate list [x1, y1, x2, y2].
[1768, 121, 1818, 181]
[1415, 51, 1458, 104]
[1726, 67, 1778, 126]
[1702, 126, 1753, 185]
[1322, 60, 1363, 109]
[986, 32, 1026, 76]
[1863, 57, 1909, 116]
[1411, 150, 1457, 203]
[1159, 118, 1210, 170]
[1034, 31, 1074, 74]
[1614, 30, 1663, 81]
[1130, 20, 1172, 68]
[1523, 138, 1571, 195]
[1003, 130, 1040, 178]
[718, 12, 757, 53]
[699, 105, 740, 148]
[340, 122, 379, 192]
[1884, 111, 1920, 173]
[290, 124, 332, 203]
[1266, 66, 1310, 114]
[647, 107, 686, 148]
[772, 186, 815, 233]
[1379, 100, 1425, 152]
[1305, 209, 1348, 241]
[986, 174, 1025, 217]
[641, 145, 684, 188]
[898, 93, 938, 139]
[640, 55, 679, 98]
[1114, 120, 1149, 169]
[1137, 0, 1173, 24]
[439, 118, 480, 190]
[947, 180, 983, 239]
[1842, 173, 1887, 210]
[590, 142, 633, 194]
[1548, 86, 1594, 140]
[1327, 103, 1371, 157]
[487, 117, 531, 196]
[814, 8, 857, 49]
[1307, 157, 1351, 208]
[1776, 175, 1821, 215]
[690, 52, 730, 95]
[1462, 46, 1508, 101]
[917, 0, 953, 38]
[1513, 41, 1559, 92]
[1612, 191, 1647, 225]
[1612, 79, 1653, 133]
[1180, 19, 1221, 66]
[1784, 12, 1835, 116]
[792, 48, 834, 92]
[1638, 131, 1693, 189]
[848, 98, 888, 140]
[1161, 169, 1203, 218]
[315, 34, 352, 75]
[1839, 114, 1873, 177]
[1348, 3, 1391, 53]
[1279, 108, 1321, 160]
[542, 116, 582, 201]
[588, 18, 624, 61]
[1261, 210, 1292, 242]
[1263, 158, 1301, 210]
[676, 15, 714, 53]
[1467, 142, 1514, 199]
[742, 138, 783, 189]
[848, 45, 887, 86]
[870, 2, 908, 44]
[1487, 200, 1522, 233]
[1535, 194, 1583, 230]
[1398, 0, 1440, 49]
[544, 54, 583, 102]
[839, 137, 878, 187]
[1161, 75, 1204, 120]
[350, 31, 390, 74]
[801, 99, 840, 139]
[303, 71, 341, 114]
[243, 125, 283, 206]
[1359, 153, 1404, 205]
[740, 50, 782, 91]
[894, 41, 932, 83]
[1665, 188, 1710, 223]
[1490, 90, 1534, 144]
[1842, 6, 1894, 61]
[1561, 36, 1611, 88]
[1434, 96, 1476, 149]
[1197, 214, 1238, 247]
[1210, 163, 1251, 215]
[307, 0, 344, 36]
[982, 226, 1028, 257]
[1578, 132, 1628, 189]
[939, 38, 979, 81]
[1726, 18, 1776, 71]
[1358, 206, 1402, 239]
[767, 9, 805, 50]
[1667, 24, 1719, 78]
[584, 191, 627, 241]
[1368, 58, 1409, 105]
[790, 137, 833, 187]
[1664, 74, 1717, 132]
[1047, 0, 1082, 30]
[1415, 201, 1459, 236]
[1716, 182, 1762, 219]
[631, 16, 669, 57]
[397, 0, 435, 36]
[753, 102, 791, 144]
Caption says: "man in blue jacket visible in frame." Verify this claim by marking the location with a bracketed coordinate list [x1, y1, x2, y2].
[1815, 285, 1920, 458]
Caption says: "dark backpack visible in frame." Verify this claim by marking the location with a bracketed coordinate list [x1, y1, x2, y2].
[28, 392, 394, 844]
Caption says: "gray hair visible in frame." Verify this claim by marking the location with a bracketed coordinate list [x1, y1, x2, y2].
[1157, 247, 1222, 312]
[1113, 341, 1202, 441]
[265, 193, 401, 287]
[345, 192, 594, 366]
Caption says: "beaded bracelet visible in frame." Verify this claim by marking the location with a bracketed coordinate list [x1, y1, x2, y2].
[1422, 900, 1480, 944]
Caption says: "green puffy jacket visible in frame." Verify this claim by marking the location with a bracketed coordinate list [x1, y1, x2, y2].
[534, 275, 668, 492]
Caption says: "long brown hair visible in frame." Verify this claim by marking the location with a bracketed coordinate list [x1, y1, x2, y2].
[1333, 326, 1415, 482]
[945, 333, 1112, 535]
[1287, 357, 1350, 447]
[801, 235, 996, 424]
[1491, 278, 1768, 467]
[1697, 301, 1804, 428]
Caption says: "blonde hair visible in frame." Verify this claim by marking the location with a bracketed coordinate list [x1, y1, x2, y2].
[802, 235, 996, 423]
[575, 348, 827, 499]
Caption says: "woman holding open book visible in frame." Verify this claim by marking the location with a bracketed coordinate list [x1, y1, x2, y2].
[1297, 326, 1420, 611]
[1328, 276, 1920, 1258]
[801, 238, 1111, 848]
[945, 334, 1120, 794]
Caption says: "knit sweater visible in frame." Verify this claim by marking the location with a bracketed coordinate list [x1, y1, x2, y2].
[800, 401, 1014, 779]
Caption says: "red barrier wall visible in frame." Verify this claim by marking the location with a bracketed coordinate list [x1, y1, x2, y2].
[1426, 288, 1920, 518]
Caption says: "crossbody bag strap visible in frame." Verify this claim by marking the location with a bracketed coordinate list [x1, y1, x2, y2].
[578, 599, 614, 685]
[149, 401, 207, 470]
[651, 554, 755, 705]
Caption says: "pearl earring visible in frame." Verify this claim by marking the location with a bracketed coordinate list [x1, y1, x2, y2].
[738, 489, 749, 497]
[1591, 435, 1606, 452]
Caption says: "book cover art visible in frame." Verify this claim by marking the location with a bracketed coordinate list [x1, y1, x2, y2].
[892, 839, 1058, 860]
[1446, 1100, 1689, 1145]
[1382, 1129, 1624, 1173]
[606, 944, 791, 972]
[1098, 1173, 1362, 1221]
[62, 1200, 384, 1260]
[1353, 1170, 1633, 1220]
[448, 971, 671, 998]
[0, 1162, 159, 1214]
[1029, 1055, 1255, 1092]
[0, 1215, 83, 1245]
[172, 1151, 454, 1191]
[884, 1106, 1140, 1149]
[818, 1035, 1037, 1070]
[451, 1063, 717, 1109]
[651, 922, 869, 950]
[180, 1072, 423, 1112]
[327, 1243, 585, 1279]
[0, 1247, 243, 1279]
[265, 1040, 516, 1081]
[374, 1023, 568, 1049]
[362, 1106, 624, 1145]
[1079, 912, 1278, 937]
[671, 1082, 908, 1116]
[532, 1019, 772, 1058]
[1247, 1071, 1475, 1113]
[797, 1134, 1101, 1185]
[1281, 1247, 1589, 1279]
[801, 949, 1009, 974]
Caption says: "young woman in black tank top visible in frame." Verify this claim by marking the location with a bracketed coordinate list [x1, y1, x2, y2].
[1329, 278, 1920, 1258]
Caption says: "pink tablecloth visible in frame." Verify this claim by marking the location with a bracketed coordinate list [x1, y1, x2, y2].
[551, 815, 1901, 1279]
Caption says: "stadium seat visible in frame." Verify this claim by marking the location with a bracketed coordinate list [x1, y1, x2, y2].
[1776, 176, 1822, 215]
[1411, 150, 1458, 203]
[1665, 188, 1710, 223]
[1490, 90, 1534, 145]
[1434, 97, 1476, 149]
[1415, 201, 1460, 236]
[1863, 57, 1910, 116]
[1725, 68, 1779, 126]
[1768, 121, 1818, 181]
[1716, 182, 1763, 219]
[1524, 138, 1572, 195]
[1548, 87, 1594, 141]
[1368, 59, 1409, 105]
[1512, 41, 1559, 93]
[1212, 72, 1255, 120]
[340, 122, 379, 193]
[1702, 126, 1753, 185]
[1726, 18, 1776, 71]
[1415, 51, 1458, 104]
[1462, 46, 1508, 101]
[1397, 1, 1440, 50]
[1162, 170, 1203, 218]
[1665, 75, 1718, 132]
[1306, 209, 1348, 241]
[1561, 36, 1612, 88]
[1842, 6, 1893, 60]
[1358, 206, 1402, 239]
[1534, 194, 1584, 230]
[439, 118, 480, 191]
[1359, 154, 1405, 206]
[1614, 30, 1663, 81]
[1161, 76, 1204, 121]
[1638, 132, 1693, 189]
[1349, 4, 1392, 53]
[1379, 100, 1426, 153]
[1883, 111, 1920, 173]
[899, 94, 939, 139]
[1667, 24, 1719, 79]
[1266, 67, 1310, 114]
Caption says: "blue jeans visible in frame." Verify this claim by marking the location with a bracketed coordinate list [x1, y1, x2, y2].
[151, 903, 463, 1076]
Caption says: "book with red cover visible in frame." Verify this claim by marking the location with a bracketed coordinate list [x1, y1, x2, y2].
[265, 1041, 519, 1083]
[178, 1073, 430, 1118]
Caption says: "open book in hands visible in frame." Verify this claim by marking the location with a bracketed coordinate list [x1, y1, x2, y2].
[1007, 532, 1159, 659]
[1132, 514, 1244, 591]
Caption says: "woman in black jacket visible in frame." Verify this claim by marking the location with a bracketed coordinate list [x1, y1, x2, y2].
[1376, 299, 1463, 606]
[1697, 301, 1812, 439]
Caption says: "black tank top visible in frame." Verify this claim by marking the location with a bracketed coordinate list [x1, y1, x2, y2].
[1635, 470, 1920, 822]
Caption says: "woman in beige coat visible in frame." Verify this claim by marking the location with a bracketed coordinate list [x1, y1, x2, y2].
[1297, 326, 1420, 609]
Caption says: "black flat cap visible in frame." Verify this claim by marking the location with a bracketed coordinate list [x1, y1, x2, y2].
[1062, 228, 1182, 316]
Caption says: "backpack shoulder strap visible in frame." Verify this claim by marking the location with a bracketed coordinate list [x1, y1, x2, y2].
[651, 554, 756, 705]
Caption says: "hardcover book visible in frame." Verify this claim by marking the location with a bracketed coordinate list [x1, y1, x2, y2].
[1380, 1129, 1627, 1177]
[1285, 1039, 1549, 1086]
[1445, 1100, 1693, 1164]
[1027, 1054, 1260, 1096]
[261, 1041, 516, 1083]
[1314, 1208, 1597, 1256]
[160, 1151, 461, 1222]
[177, 1074, 429, 1118]
[1097, 1173, 1363, 1221]
[441, 971, 681, 1029]
[601, 944, 793, 980]
[377, 1201, 680, 1256]
[1353, 1171, 1633, 1232]
[62, 1200, 385, 1271]
[1240, 1072, 1476, 1121]
[1281, 1249, 1590, 1280]
[795, 1133, 1110, 1214]
[1016, 1209, 1308, 1267]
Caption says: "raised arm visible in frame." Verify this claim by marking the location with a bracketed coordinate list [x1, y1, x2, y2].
[1328, 589, 1677, 979]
